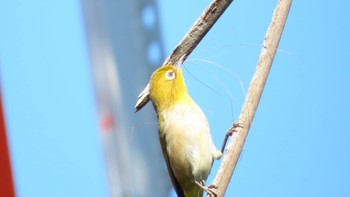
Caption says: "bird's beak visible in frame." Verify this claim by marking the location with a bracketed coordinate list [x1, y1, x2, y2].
[174, 54, 187, 69]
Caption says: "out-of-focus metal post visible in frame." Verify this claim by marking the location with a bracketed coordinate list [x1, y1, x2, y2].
[81, 0, 171, 196]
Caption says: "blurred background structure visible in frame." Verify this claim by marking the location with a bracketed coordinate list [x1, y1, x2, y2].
[81, 0, 169, 196]
[0, 0, 170, 196]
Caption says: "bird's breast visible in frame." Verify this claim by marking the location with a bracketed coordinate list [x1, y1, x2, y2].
[159, 102, 213, 182]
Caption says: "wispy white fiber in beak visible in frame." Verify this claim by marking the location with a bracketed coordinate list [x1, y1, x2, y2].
[174, 54, 187, 69]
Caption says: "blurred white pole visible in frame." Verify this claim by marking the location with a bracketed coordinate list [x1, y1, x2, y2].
[81, 0, 170, 196]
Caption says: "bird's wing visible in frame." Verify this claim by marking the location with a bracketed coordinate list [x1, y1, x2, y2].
[160, 133, 185, 197]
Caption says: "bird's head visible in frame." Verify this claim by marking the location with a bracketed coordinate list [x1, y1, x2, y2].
[149, 56, 189, 112]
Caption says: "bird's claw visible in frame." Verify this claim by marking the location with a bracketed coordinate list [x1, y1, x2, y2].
[207, 184, 219, 197]
[227, 122, 243, 136]
[195, 180, 218, 197]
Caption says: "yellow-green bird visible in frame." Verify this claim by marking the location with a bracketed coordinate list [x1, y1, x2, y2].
[139, 56, 222, 197]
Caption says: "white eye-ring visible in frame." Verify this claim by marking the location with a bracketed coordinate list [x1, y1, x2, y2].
[165, 70, 176, 80]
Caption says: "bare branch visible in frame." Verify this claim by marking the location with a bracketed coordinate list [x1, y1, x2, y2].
[209, 0, 293, 196]
[162, 0, 233, 65]
[135, 0, 234, 111]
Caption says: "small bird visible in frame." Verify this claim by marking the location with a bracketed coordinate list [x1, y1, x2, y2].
[141, 56, 222, 197]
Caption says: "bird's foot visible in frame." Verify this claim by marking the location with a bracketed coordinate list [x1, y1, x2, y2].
[195, 180, 218, 197]
[227, 121, 243, 136]
[220, 121, 243, 154]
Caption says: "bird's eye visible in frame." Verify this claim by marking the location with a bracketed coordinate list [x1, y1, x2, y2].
[165, 70, 176, 80]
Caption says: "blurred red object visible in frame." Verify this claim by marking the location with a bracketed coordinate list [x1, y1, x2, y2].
[0, 91, 16, 197]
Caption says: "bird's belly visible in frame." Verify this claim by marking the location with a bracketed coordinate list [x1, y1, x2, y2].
[159, 102, 215, 192]
[165, 129, 213, 186]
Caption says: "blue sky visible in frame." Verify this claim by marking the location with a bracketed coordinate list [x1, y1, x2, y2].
[1, 0, 350, 197]
[0, 1, 108, 196]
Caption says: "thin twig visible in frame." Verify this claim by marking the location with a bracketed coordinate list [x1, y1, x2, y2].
[162, 0, 233, 65]
[208, 0, 293, 196]
[135, 0, 234, 111]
